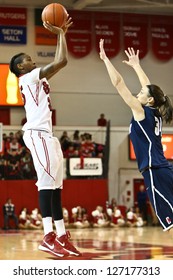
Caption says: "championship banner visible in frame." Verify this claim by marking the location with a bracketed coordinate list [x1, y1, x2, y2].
[35, 9, 57, 45]
[150, 15, 173, 61]
[69, 158, 103, 176]
[94, 12, 120, 58]
[0, 7, 27, 44]
[122, 13, 148, 59]
[66, 10, 92, 58]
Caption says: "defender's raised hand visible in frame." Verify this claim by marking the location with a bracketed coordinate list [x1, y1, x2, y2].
[123, 47, 140, 68]
[99, 39, 107, 61]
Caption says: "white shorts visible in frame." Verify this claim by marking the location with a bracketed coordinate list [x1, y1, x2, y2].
[23, 130, 63, 191]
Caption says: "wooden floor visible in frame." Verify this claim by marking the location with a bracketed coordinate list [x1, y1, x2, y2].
[0, 226, 173, 260]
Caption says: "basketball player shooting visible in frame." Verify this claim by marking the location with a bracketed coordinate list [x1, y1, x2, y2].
[9, 15, 81, 257]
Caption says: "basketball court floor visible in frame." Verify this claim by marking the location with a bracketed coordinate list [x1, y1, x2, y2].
[1, 226, 173, 260]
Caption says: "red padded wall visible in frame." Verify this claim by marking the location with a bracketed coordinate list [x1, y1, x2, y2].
[0, 179, 108, 227]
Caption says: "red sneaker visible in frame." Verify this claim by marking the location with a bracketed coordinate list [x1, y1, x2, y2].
[55, 231, 82, 256]
[38, 231, 69, 257]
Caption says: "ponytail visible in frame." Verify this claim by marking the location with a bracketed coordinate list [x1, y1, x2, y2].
[147, 84, 173, 123]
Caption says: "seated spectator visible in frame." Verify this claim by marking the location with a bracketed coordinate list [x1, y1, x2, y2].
[30, 208, 43, 229]
[6, 150, 22, 180]
[91, 205, 110, 228]
[109, 198, 117, 209]
[59, 131, 71, 153]
[15, 130, 25, 148]
[107, 206, 125, 228]
[64, 143, 80, 158]
[0, 153, 6, 180]
[80, 133, 95, 157]
[126, 207, 144, 227]
[3, 198, 18, 230]
[72, 130, 81, 149]
[18, 207, 31, 229]
[97, 113, 107, 127]
[20, 149, 36, 179]
[62, 207, 70, 228]
[71, 206, 91, 228]
[6, 137, 23, 156]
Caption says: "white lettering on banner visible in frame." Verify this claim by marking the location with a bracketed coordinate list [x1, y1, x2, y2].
[0, 12, 26, 20]
[4, 36, 20, 42]
[2, 29, 23, 35]
[37, 52, 55, 57]
[70, 158, 103, 176]
[124, 31, 137, 37]
[152, 34, 169, 39]
[123, 26, 141, 31]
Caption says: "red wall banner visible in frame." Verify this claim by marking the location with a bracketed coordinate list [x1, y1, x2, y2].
[94, 12, 120, 58]
[150, 15, 173, 61]
[123, 14, 149, 59]
[0, 7, 27, 44]
[32, 9, 173, 60]
[66, 10, 92, 58]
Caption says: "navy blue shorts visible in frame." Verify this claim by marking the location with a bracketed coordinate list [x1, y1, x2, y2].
[143, 165, 173, 231]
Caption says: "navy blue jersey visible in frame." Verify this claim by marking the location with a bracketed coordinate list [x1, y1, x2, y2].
[129, 106, 170, 172]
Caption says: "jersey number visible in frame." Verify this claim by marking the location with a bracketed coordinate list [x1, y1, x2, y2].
[154, 116, 162, 136]
[43, 81, 52, 111]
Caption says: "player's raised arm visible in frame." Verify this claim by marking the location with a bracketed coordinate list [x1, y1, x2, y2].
[123, 47, 151, 87]
[39, 17, 72, 80]
[99, 39, 143, 117]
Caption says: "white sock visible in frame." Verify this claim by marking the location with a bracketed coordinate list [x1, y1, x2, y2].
[54, 219, 66, 237]
[42, 217, 53, 235]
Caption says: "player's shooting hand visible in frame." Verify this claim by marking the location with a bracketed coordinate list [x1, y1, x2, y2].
[62, 15, 73, 34]
[123, 47, 140, 68]
[43, 21, 63, 35]
[99, 39, 107, 61]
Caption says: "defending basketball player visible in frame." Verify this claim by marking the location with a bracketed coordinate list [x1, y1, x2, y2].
[9, 17, 82, 257]
[99, 39, 173, 235]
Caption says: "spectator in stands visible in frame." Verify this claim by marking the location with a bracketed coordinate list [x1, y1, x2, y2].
[59, 131, 71, 153]
[9, 132, 14, 141]
[3, 198, 18, 230]
[64, 142, 80, 159]
[91, 205, 110, 228]
[6, 150, 22, 180]
[97, 113, 107, 127]
[20, 149, 36, 179]
[6, 136, 23, 156]
[71, 206, 90, 228]
[15, 130, 26, 148]
[72, 130, 81, 149]
[0, 150, 6, 180]
[80, 133, 95, 157]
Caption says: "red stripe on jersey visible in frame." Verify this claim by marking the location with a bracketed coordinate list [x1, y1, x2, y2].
[30, 131, 55, 181]
[27, 83, 39, 106]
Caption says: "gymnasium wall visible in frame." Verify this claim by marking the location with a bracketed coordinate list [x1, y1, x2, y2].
[0, 179, 108, 228]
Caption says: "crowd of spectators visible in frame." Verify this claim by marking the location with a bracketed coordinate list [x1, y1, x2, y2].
[0, 131, 36, 180]
[0, 130, 105, 180]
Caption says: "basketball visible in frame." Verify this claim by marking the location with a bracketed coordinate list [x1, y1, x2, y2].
[41, 3, 68, 28]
